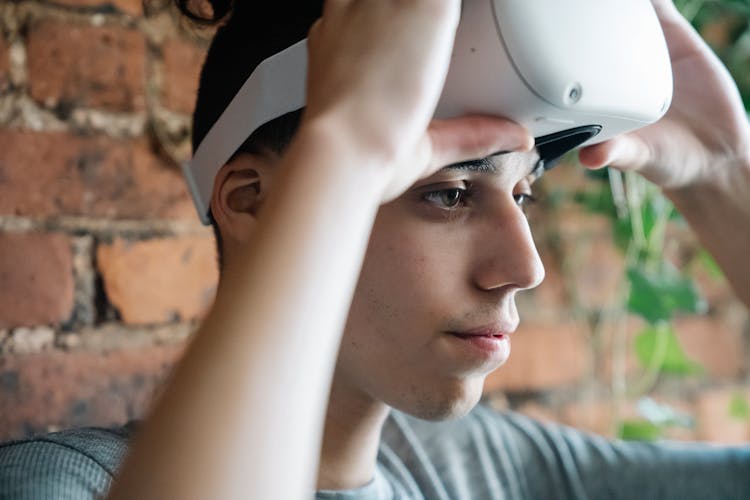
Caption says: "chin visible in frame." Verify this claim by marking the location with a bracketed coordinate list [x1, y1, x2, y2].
[393, 375, 485, 422]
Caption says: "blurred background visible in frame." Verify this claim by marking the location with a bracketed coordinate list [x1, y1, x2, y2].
[0, 0, 748, 443]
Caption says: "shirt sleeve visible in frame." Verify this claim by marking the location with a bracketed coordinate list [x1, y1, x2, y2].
[0, 427, 132, 500]
[384, 406, 750, 500]
[489, 407, 750, 500]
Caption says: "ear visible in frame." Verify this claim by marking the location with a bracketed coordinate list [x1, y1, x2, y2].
[209, 152, 277, 244]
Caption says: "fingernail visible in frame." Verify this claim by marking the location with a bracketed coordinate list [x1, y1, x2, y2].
[518, 135, 536, 152]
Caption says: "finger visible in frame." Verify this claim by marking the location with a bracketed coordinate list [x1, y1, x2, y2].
[322, 0, 351, 17]
[426, 115, 534, 172]
[308, 18, 322, 40]
[579, 135, 653, 171]
[650, 0, 681, 19]
[650, 0, 711, 63]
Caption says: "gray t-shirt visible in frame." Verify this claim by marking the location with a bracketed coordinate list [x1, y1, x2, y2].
[1, 405, 748, 499]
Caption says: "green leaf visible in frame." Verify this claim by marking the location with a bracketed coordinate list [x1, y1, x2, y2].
[618, 419, 663, 441]
[729, 392, 750, 420]
[573, 188, 618, 219]
[634, 324, 703, 376]
[613, 193, 675, 254]
[583, 166, 611, 182]
[627, 264, 707, 323]
[614, 216, 634, 253]
[697, 249, 725, 281]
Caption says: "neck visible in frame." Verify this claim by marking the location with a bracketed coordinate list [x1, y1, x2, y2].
[316, 375, 390, 491]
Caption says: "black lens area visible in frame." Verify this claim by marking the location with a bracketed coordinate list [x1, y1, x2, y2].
[535, 125, 602, 171]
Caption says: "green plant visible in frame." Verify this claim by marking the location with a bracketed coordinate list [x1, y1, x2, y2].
[675, 0, 750, 112]
[553, 0, 750, 440]
[573, 167, 709, 440]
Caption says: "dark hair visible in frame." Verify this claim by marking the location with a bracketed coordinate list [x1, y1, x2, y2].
[176, 1, 323, 268]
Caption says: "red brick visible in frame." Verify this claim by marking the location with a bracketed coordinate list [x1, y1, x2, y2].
[0, 343, 184, 441]
[554, 209, 612, 238]
[516, 249, 567, 322]
[97, 236, 218, 325]
[27, 21, 146, 112]
[564, 237, 625, 309]
[0, 233, 74, 329]
[694, 387, 750, 444]
[0, 130, 196, 219]
[539, 159, 589, 193]
[50, 0, 144, 16]
[0, 35, 9, 92]
[597, 314, 743, 383]
[675, 316, 745, 379]
[691, 260, 735, 307]
[559, 399, 617, 437]
[162, 38, 206, 114]
[484, 321, 589, 392]
[595, 316, 648, 381]
[656, 397, 699, 442]
[535, 165, 615, 238]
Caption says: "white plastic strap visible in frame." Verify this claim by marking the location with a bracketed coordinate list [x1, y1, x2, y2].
[182, 39, 308, 224]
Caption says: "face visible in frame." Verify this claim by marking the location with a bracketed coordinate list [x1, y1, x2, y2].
[336, 152, 545, 420]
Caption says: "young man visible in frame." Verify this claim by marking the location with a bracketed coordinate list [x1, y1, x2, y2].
[2, 0, 750, 498]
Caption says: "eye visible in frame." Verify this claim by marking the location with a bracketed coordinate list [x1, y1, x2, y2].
[423, 187, 467, 209]
[513, 193, 537, 208]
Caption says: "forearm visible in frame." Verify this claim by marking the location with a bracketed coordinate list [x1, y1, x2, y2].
[108, 120, 387, 500]
[665, 153, 750, 309]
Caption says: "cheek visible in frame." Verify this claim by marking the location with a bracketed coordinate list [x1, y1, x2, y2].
[344, 212, 470, 349]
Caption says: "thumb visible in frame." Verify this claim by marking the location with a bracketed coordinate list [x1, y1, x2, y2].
[579, 134, 654, 171]
[426, 116, 534, 174]
[380, 115, 534, 203]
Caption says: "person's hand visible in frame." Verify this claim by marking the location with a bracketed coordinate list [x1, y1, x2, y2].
[579, 0, 750, 192]
[303, 0, 533, 201]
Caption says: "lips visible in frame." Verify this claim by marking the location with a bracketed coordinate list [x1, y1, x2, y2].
[445, 324, 513, 361]
[449, 323, 516, 339]
[450, 332, 507, 340]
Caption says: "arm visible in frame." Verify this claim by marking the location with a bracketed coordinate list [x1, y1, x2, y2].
[496, 410, 750, 500]
[107, 126, 387, 500]
[107, 2, 531, 498]
[579, 0, 750, 308]
[665, 156, 750, 308]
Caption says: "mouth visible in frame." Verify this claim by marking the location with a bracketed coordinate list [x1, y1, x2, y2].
[449, 323, 516, 339]
[449, 332, 508, 340]
[445, 330, 511, 361]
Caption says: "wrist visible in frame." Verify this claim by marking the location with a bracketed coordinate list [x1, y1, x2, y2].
[664, 152, 750, 223]
[299, 108, 409, 168]
[661, 151, 750, 309]
[286, 115, 392, 199]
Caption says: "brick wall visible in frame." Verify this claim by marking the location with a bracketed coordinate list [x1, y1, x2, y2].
[0, 0, 217, 439]
[1, 1, 748, 444]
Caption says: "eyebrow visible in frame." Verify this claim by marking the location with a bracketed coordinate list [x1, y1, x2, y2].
[443, 157, 497, 173]
[442, 154, 543, 180]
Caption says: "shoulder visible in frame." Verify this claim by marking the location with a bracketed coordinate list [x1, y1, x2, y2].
[383, 405, 750, 500]
[0, 422, 136, 500]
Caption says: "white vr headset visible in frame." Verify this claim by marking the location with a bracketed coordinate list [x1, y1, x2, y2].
[184, 0, 674, 224]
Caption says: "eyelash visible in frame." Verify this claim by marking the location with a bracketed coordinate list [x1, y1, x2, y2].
[422, 185, 537, 211]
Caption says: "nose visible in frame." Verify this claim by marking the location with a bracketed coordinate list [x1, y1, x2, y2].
[471, 202, 545, 292]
